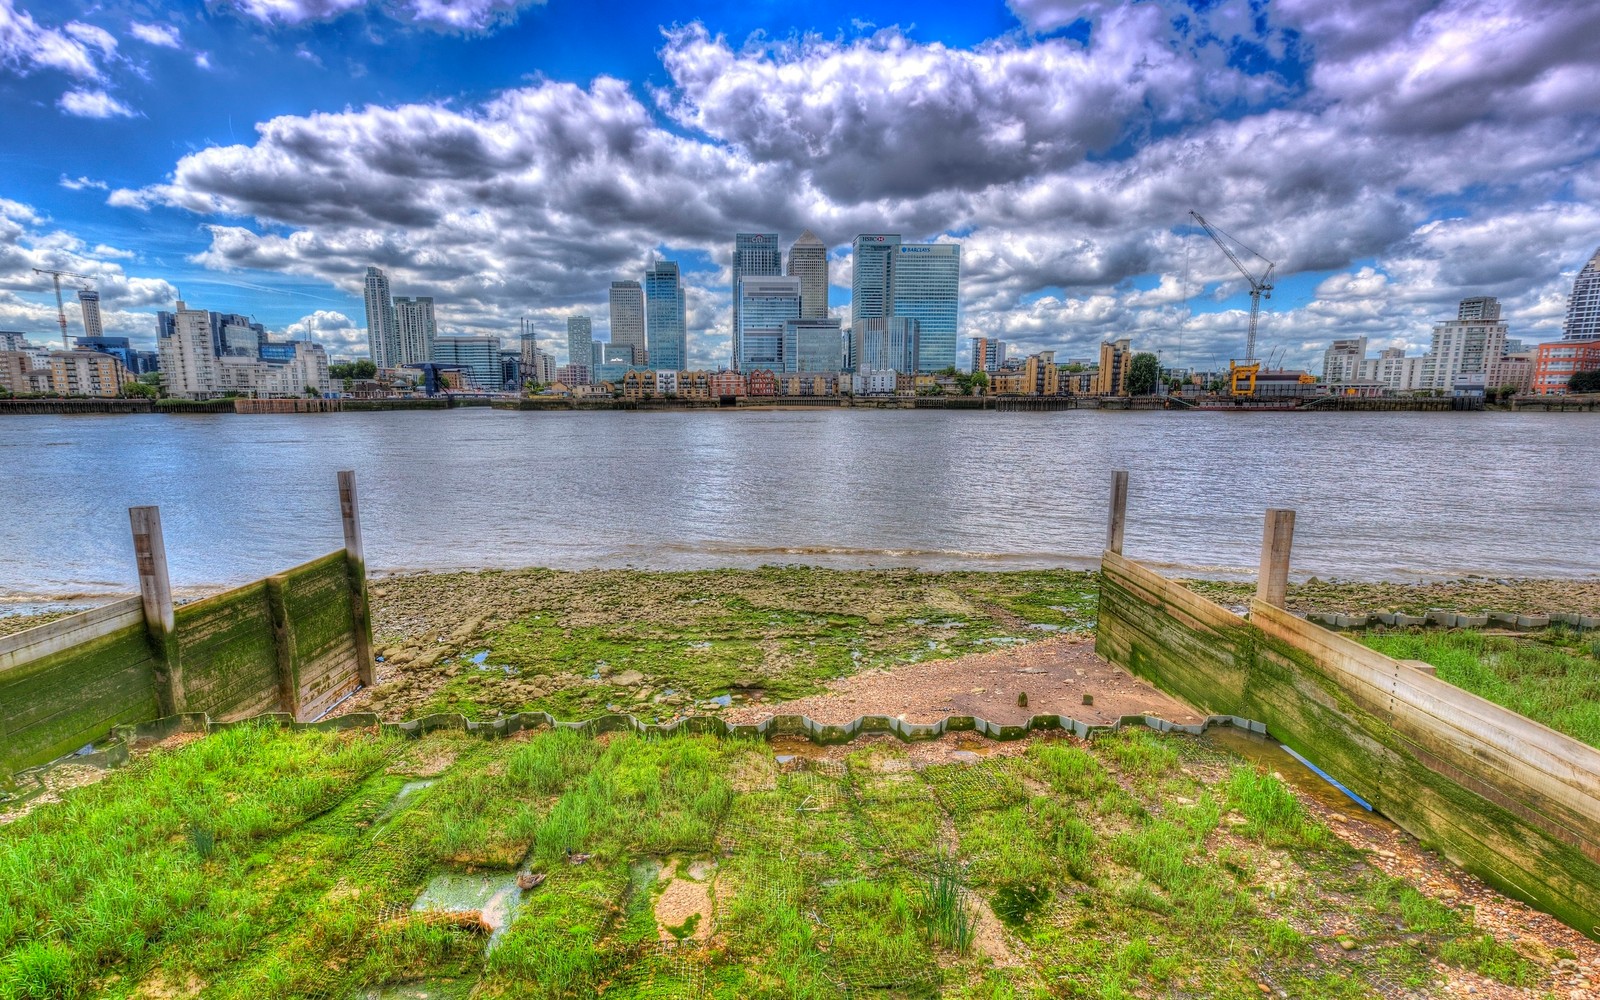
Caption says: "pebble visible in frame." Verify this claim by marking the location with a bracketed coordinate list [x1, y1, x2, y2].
[1337, 938, 1357, 951]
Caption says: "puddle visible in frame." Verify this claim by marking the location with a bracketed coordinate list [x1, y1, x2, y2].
[705, 694, 733, 709]
[469, 651, 489, 666]
[769, 736, 830, 764]
[1199, 727, 1397, 830]
[411, 873, 526, 950]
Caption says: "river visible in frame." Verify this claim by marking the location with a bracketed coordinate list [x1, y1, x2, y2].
[1, 408, 1594, 604]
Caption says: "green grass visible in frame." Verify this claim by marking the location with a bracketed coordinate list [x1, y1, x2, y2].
[1358, 628, 1600, 748]
[0, 726, 1553, 999]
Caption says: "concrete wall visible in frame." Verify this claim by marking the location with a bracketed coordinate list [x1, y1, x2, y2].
[1097, 550, 1600, 940]
[1, 551, 367, 780]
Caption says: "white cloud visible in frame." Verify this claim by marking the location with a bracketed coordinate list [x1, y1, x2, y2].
[59, 175, 108, 191]
[129, 22, 182, 48]
[63, 21, 116, 55]
[194, 52, 212, 70]
[0, 0, 105, 80]
[58, 88, 135, 118]
[222, 0, 546, 32]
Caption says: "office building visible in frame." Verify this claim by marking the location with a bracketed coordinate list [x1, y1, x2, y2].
[393, 296, 437, 366]
[1321, 337, 1368, 383]
[430, 336, 501, 391]
[851, 234, 901, 330]
[1561, 246, 1600, 341]
[737, 276, 801, 371]
[892, 243, 960, 371]
[554, 363, 591, 387]
[971, 337, 1007, 374]
[77, 289, 103, 341]
[609, 280, 646, 365]
[363, 266, 400, 368]
[855, 317, 918, 374]
[76, 336, 157, 376]
[645, 261, 687, 372]
[566, 316, 594, 384]
[782, 317, 843, 373]
[787, 230, 829, 320]
[732, 234, 781, 368]
[1534, 339, 1600, 393]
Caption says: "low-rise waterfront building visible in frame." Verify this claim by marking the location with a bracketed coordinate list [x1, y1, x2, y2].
[655, 370, 678, 395]
[852, 370, 897, 395]
[746, 369, 778, 396]
[1092, 339, 1132, 395]
[708, 370, 746, 398]
[1533, 338, 1600, 393]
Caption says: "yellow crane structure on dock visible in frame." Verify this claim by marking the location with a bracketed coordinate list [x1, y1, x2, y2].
[1190, 211, 1275, 396]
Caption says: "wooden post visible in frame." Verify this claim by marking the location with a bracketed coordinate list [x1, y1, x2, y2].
[264, 574, 302, 719]
[1106, 470, 1129, 555]
[1257, 508, 1296, 608]
[338, 470, 376, 687]
[129, 505, 183, 716]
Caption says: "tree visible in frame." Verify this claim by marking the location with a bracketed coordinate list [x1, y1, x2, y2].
[1125, 352, 1160, 395]
[1568, 369, 1600, 394]
[1065, 362, 1086, 374]
[121, 380, 158, 399]
[969, 371, 988, 395]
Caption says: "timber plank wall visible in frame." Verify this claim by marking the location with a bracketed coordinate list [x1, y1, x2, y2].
[1, 551, 367, 780]
[1097, 550, 1600, 940]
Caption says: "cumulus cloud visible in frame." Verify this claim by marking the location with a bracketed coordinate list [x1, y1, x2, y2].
[59, 89, 136, 118]
[222, 0, 546, 32]
[105, 1, 1600, 369]
[59, 175, 108, 191]
[284, 309, 364, 350]
[129, 22, 182, 48]
[0, 199, 178, 348]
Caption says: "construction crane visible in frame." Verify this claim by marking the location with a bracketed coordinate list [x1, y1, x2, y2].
[1189, 212, 1274, 396]
[32, 268, 95, 352]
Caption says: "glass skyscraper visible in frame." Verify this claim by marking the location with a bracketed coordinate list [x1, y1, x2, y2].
[787, 230, 829, 320]
[732, 234, 781, 369]
[645, 261, 687, 372]
[608, 280, 646, 366]
[737, 276, 801, 371]
[782, 317, 843, 372]
[851, 234, 900, 331]
[891, 243, 961, 371]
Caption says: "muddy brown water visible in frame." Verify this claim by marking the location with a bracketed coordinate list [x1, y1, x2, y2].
[1199, 726, 1399, 831]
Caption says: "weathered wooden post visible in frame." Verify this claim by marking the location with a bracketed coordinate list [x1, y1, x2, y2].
[129, 505, 183, 716]
[1106, 470, 1129, 555]
[338, 470, 376, 687]
[1257, 508, 1296, 608]
[264, 574, 301, 718]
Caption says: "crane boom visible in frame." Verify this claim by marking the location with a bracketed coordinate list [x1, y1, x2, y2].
[32, 268, 96, 351]
[1188, 212, 1275, 364]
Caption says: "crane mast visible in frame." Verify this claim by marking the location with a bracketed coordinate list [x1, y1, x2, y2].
[32, 268, 96, 352]
[1189, 212, 1275, 395]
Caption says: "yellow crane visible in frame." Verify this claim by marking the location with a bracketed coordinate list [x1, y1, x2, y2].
[32, 267, 96, 351]
[1189, 212, 1275, 396]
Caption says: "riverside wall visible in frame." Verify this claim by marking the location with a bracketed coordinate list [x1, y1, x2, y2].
[1096, 548, 1600, 940]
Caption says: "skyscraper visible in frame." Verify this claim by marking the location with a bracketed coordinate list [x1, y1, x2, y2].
[787, 230, 829, 320]
[892, 243, 961, 371]
[363, 266, 399, 368]
[783, 317, 843, 372]
[645, 261, 687, 372]
[77, 288, 103, 341]
[567, 316, 594, 382]
[1562, 247, 1600, 340]
[855, 317, 918, 374]
[609, 280, 646, 365]
[851, 234, 901, 331]
[732, 234, 781, 368]
[393, 296, 436, 366]
[737, 276, 801, 371]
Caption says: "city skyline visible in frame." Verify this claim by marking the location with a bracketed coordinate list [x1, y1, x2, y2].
[2, 1, 1599, 372]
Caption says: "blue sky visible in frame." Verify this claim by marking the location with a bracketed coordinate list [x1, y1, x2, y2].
[3, 0, 1599, 368]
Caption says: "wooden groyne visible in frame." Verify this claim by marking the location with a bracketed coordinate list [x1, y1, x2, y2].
[1095, 479, 1600, 940]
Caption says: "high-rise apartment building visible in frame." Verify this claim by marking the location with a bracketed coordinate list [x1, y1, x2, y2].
[1321, 337, 1368, 383]
[608, 280, 646, 366]
[737, 276, 801, 371]
[1426, 298, 1507, 390]
[77, 288, 103, 341]
[393, 296, 437, 366]
[732, 234, 781, 368]
[566, 316, 594, 383]
[971, 337, 1007, 374]
[892, 243, 961, 372]
[363, 267, 400, 368]
[1093, 339, 1132, 396]
[158, 301, 220, 398]
[851, 234, 900, 330]
[787, 230, 829, 320]
[1561, 246, 1600, 341]
[645, 261, 687, 372]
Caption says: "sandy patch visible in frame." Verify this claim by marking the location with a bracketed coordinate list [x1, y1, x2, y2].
[655, 861, 715, 942]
